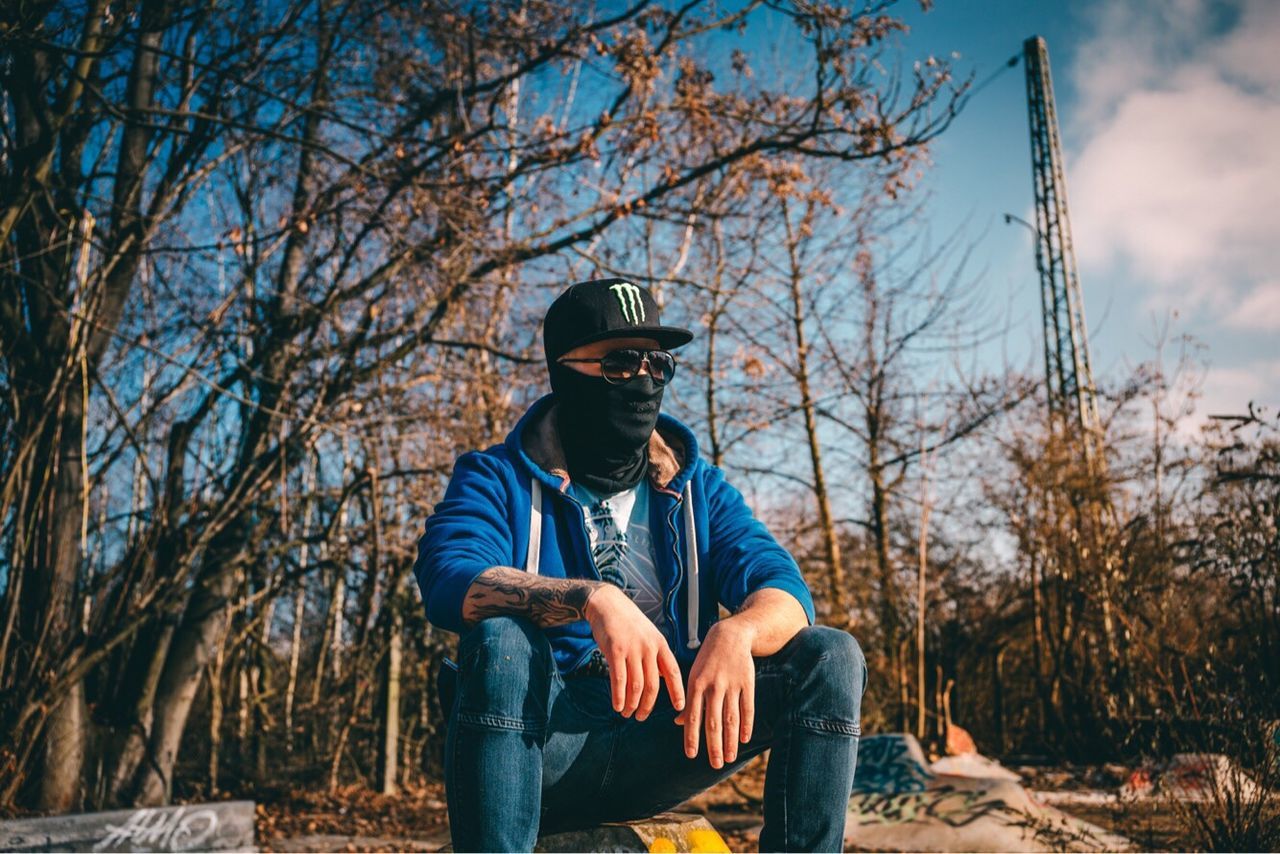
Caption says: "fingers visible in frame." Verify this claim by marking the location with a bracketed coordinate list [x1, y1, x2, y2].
[608, 648, 627, 713]
[683, 683, 703, 759]
[658, 644, 685, 712]
[740, 683, 755, 745]
[636, 653, 660, 721]
[704, 684, 726, 769]
[723, 690, 740, 764]
[602, 634, 678, 719]
[623, 651, 645, 717]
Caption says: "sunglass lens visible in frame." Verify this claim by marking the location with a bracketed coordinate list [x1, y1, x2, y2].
[600, 349, 642, 382]
[648, 351, 676, 384]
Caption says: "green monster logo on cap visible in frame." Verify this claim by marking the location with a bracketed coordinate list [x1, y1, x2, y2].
[609, 282, 646, 324]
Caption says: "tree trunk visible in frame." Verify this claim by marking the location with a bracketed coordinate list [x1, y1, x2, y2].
[704, 302, 724, 469]
[39, 680, 86, 812]
[993, 646, 1006, 755]
[253, 585, 274, 781]
[380, 612, 402, 796]
[916, 451, 931, 742]
[703, 219, 728, 469]
[897, 637, 910, 735]
[285, 584, 307, 754]
[103, 620, 176, 806]
[32, 384, 89, 812]
[934, 664, 945, 744]
[209, 634, 227, 795]
[782, 201, 846, 624]
[103, 411, 204, 807]
[869, 436, 899, 698]
[129, 548, 239, 806]
[319, 446, 356, 692]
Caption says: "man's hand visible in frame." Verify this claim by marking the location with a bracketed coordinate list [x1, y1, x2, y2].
[585, 584, 686, 720]
[674, 619, 756, 769]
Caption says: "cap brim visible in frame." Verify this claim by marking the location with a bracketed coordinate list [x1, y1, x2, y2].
[563, 325, 695, 353]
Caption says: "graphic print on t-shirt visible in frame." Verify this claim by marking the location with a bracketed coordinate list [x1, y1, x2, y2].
[573, 482, 667, 628]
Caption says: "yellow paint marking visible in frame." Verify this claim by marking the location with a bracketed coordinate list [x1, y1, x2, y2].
[688, 828, 731, 852]
[649, 837, 677, 852]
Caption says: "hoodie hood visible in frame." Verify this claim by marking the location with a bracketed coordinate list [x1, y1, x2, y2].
[506, 394, 697, 495]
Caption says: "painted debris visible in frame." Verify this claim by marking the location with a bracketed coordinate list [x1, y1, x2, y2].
[930, 722, 1022, 781]
[1120, 752, 1266, 802]
[946, 723, 979, 757]
[847, 734, 1132, 853]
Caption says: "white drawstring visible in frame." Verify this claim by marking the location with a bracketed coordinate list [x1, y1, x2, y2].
[683, 481, 701, 649]
[525, 477, 542, 575]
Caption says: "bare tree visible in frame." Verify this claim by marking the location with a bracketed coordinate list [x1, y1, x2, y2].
[1, 0, 967, 810]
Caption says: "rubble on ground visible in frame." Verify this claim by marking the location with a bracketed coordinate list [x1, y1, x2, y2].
[1119, 753, 1267, 802]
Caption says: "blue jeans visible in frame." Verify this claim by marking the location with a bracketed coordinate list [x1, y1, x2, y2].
[445, 617, 865, 852]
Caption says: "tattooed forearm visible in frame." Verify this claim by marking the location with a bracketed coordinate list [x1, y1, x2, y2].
[462, 566, 605, 628]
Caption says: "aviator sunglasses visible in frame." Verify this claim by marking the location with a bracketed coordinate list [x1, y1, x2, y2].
[559, 348, 677, 386]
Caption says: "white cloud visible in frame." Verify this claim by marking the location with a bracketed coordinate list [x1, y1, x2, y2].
[1066, 0, 1280, 321]
[1069, 0, 1220, 127]
[1191, 360, 1280, 429]
[1224, 283, 1280, 331]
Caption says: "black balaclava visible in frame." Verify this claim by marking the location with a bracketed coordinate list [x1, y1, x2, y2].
[548, 359, 663, 495]
[542, 278, 693, 493]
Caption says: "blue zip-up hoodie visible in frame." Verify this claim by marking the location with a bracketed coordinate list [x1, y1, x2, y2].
[413, 395, 815, 673]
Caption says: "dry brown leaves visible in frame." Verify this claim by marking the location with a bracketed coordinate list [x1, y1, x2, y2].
[256, 782, 448, 851]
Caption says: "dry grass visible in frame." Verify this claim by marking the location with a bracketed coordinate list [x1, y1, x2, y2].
[1166, 757, 1280, 852]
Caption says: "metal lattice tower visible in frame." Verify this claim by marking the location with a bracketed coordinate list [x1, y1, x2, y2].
[1023, 36, 1102, 460]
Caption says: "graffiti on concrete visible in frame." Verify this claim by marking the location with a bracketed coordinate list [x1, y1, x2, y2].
[853, 735, 932, 793]
[850, 784, 1010, 828]
[92, 806, 219, 852]
[849, 782, 1121, 851]
[845, 735, 1129, 852]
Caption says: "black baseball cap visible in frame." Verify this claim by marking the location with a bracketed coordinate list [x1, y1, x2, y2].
[543, 278, 694, 364]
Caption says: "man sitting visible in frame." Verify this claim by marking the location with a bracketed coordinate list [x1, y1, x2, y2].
[414, 278, 865, 852]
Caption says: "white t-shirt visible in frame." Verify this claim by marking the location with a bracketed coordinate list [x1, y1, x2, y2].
[569, 480, 669, 634]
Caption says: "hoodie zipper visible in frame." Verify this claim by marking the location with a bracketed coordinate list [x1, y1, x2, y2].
[658, 486, 693, 651]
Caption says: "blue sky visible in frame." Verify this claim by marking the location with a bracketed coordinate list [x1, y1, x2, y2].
[891, 0, 1279, 430]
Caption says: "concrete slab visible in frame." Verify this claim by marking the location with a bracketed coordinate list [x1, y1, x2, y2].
[848, 735, 1132, 852]
[0, 802, 254, 853]
[932, 753, 1022, 782]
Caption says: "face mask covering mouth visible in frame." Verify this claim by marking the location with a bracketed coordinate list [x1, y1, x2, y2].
[548, 363, 664, 494]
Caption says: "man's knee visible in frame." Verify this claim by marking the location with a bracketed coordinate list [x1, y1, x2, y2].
[787, 626, 866, 723]
[456, 616, 555, 725]
[796, 626, 866, 687]
[460, 613, 548, 657]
